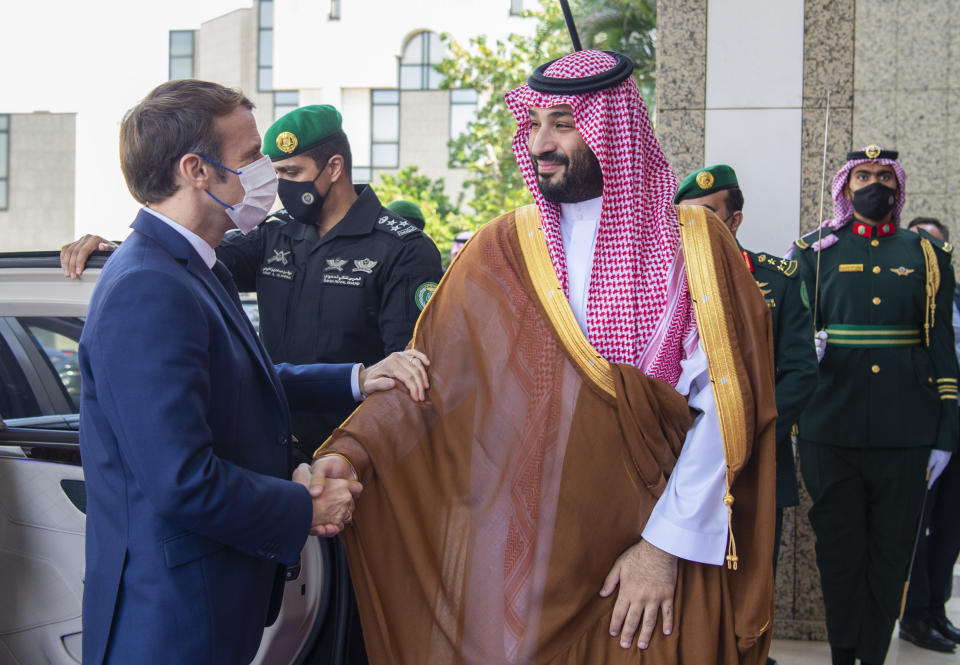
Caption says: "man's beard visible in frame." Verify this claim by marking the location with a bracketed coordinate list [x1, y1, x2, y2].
[532, 147, 604, 203]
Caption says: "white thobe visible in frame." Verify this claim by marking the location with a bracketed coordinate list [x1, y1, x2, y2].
[559, 198, 728, 565]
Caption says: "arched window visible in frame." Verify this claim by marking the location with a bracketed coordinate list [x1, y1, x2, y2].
[399, 31, 445, 90]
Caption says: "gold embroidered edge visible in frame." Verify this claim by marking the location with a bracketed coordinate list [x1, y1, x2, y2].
[515, 205, 616, 399]
[676, 205, 748, 471]
[677, 205, 750, 570]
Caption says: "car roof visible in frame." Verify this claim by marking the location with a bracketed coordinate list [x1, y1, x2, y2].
[0, 251, 107, 317]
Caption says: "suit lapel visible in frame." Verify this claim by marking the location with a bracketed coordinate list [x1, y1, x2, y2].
[131, 212, 290, 420]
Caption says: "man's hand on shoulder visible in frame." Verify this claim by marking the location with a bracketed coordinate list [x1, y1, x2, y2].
[61, 234, 117, 279]
[359, 349, 431, 402]
[292, 461, 362, 537]
[600, 538, 678, 650]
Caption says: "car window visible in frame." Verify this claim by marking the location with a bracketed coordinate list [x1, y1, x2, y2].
[0, 333, 42, 419]
[20, 317, 84, 412]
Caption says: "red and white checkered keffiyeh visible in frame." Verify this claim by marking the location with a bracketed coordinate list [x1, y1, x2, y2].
[504, 50, 696, 386]
[823, 150, 906, 232]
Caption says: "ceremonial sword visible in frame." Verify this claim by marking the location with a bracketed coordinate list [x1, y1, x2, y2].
[900, 471, 933, 620]
[812, 91, 831, 332]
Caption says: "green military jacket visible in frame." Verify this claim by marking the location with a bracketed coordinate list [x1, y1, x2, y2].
[793, 220, 959, 451]
[740, 246, 819, 506]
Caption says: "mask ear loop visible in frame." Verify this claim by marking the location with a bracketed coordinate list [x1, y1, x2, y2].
[197, 154, 241, 175]
[196, 154, 241, 209]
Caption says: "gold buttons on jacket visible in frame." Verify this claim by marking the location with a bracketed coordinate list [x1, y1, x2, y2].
[871, 239, 880, 247]
[872, 297, 881, 305]
[873, 266, 881, 274]
[872, 365, 880, 374]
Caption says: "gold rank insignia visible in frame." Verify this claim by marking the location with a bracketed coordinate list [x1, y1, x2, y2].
[276, 131, 298, 154]
[696, 171, 714, 189]
[891, 266, 915, 277]
[757, 281, 772, 298]
[865, 144, 881, 159]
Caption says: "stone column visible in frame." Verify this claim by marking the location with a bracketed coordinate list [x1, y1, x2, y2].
[775, 0, 855, 639]
[655, 0, 707, 182]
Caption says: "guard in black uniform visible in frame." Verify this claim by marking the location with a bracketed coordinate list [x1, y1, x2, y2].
[675, 164, 819, 571]
[218, 105, 443, 449]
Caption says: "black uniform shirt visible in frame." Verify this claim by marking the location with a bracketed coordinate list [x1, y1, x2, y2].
[217, 185, 442, 366]
[216, 185, 443, 445]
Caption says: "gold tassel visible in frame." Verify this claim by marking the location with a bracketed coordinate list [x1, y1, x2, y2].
[724, 477, 738, 570]
[920, 238, 939, 347]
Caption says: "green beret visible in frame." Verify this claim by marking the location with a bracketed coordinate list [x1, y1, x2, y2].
[674, 164, 739, 204]
[263, 105, 343, 160]
[386, 200, 426, 229]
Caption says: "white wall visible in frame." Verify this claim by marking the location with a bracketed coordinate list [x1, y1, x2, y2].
[0, 113, 77, 252]
[704, 0, 804, 255]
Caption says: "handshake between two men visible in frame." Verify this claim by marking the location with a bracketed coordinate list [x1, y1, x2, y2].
[290, 348, 431, 538]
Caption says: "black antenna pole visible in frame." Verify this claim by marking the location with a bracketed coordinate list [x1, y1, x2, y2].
[558, 0, 583, 51]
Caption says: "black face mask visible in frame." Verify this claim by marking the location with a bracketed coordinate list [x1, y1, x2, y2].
[852, 182, 897, 221]
[278, 178, 325, 224]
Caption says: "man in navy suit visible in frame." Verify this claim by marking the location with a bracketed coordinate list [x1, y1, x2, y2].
[79, 79, 429, 665]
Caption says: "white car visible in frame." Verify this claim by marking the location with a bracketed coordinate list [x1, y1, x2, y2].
[0, 252, 352, 665]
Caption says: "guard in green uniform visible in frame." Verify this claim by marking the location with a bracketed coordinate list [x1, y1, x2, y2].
[387, 199, 426, 230]
[675, 164, 818, 573]
[790, 147, 958, 665]
[218, 105, 443, 448]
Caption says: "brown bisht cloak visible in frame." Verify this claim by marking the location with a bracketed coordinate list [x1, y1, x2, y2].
[318, 205, 777, 664]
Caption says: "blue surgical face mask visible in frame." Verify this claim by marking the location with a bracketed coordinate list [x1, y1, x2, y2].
[200, 154, 278, 234]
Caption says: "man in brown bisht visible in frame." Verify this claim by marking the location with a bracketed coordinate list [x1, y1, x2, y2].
[309, 50, 777, 664]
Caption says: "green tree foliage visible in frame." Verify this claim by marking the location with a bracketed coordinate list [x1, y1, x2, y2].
[373, 165, 472, 267]
[577, 0, 656, 102]
[436, 0, 657, 224]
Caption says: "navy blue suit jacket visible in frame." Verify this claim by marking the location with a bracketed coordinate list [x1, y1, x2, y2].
[79, 210, 355, 665]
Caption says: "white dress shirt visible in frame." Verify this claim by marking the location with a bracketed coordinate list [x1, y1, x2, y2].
[144, 207, 364, 401]
[558, 200, 727, 565]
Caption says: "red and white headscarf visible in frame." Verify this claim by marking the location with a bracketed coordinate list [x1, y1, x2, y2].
[505, 50, 696, 386]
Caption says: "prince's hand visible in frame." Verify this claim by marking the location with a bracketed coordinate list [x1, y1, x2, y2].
[292, 462, 362, 537]
[359, 349, 431, 402]
[306, 456, 362, 536]
[600, 539, 677, 650]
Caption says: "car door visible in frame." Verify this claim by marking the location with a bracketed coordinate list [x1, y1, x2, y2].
[0, 317, 85, 665]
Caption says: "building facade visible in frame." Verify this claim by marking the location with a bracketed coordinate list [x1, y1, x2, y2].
[171, 0, 537, 201]
[656, 0, 960, 258]
[0, 112, 76, 252]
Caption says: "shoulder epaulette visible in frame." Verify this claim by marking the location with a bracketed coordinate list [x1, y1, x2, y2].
[374, 211, 423, 240]
[264, 209, 295, 225]
[753, 252, 799, 278]
[916, 228, 953, 255]
[793, 228, 824, 252]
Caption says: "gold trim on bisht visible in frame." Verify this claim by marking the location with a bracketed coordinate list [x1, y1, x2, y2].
[920, 237, 940, 347]
[677, 204, 747, 570]
[515, 205, 616, 399]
